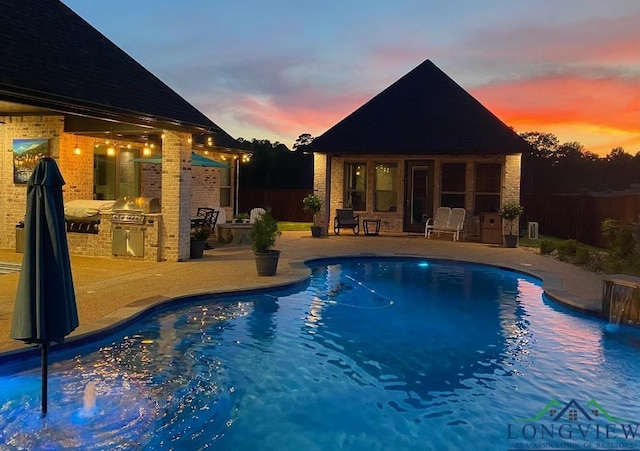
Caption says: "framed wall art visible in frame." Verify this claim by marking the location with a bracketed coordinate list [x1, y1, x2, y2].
[13, 138, 50, 184]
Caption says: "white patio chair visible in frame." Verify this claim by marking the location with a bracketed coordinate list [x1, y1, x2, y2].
[214, 207, 226, 225]
[249, 207, 266, 223]
[446, 208, 466, 241]
[425, 207, 451, 238]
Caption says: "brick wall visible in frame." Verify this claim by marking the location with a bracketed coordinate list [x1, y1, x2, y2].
[319, 153, 521, 235]
[191, 166, 222, 215]
[313, 153, 328, 233]
[141, 163, 162, 199]
[502, 154, 522, 203]
[0, 115, 64, 249]
[160, 131, 192, 261]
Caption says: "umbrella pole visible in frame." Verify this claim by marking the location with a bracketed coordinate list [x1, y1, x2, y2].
[41, 342, 48, 417]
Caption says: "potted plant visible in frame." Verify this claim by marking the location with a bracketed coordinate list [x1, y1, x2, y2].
[250, 210, 281, 275]
[302, 194, 323, 237]
[190, 224, 211, 259]
[234, 212, 249, 223]
[498, 202, 524, 248]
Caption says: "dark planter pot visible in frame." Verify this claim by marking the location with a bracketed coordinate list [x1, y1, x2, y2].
[254, 250, 281, 276]
[504, 235, 518, 248]
[190, 239, 207, 259]
[311, 226, 322, 237]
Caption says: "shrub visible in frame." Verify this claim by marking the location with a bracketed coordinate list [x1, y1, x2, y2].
[302, 194, 322, 226]
[190, 225, 211, 241]
[250, 210, 279, 253]
[601, 218, 636, 259]
[498, 202, 524, 236]
[613, 227, 635, 259]
[586, 252, 606, 273]
[539, 239, 556, 255]
[556, 239, 579, 261]
[573, 246, 591, 266]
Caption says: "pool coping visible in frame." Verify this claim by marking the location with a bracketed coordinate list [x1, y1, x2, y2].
[0, 252, 604, 366]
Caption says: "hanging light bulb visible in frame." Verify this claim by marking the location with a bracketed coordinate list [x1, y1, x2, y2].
[73, 135, 81, 155]
[107, 146, 115, 156]
[143, 141, 151, 156]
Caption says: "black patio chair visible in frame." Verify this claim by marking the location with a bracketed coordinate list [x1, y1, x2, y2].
[196, 208, 220, 247]
[333, 209, 360, 235]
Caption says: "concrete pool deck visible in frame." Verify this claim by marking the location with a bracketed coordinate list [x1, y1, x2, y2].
[0, 231, 604, 355]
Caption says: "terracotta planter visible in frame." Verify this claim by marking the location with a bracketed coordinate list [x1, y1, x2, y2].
[190, 239, 207, 259]
[254, 250, 280, 276]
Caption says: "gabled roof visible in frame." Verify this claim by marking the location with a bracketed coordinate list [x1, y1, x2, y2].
[308, 59, 530, 155]
[0, 0, 234, 142]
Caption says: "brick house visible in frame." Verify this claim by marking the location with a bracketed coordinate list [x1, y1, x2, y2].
[0, 0, 246, 261]
[307, 59, 531, 238]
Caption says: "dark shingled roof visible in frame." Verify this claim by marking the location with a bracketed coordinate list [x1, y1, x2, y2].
[308, 59, 531, 155]
[0, 0, 237, 142]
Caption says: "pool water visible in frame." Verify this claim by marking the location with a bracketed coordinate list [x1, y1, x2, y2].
[1, 258, 639, 450]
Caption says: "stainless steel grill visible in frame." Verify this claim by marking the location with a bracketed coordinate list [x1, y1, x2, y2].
[111, 197, 161, 224]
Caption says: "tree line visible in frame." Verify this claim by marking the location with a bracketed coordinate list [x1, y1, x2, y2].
[521, 132, 640, 195]
[237, 134, 313, 190]
[238, 131, 640, 195]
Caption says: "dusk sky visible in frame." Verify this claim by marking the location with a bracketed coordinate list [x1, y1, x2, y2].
[62, 0, 639, 156]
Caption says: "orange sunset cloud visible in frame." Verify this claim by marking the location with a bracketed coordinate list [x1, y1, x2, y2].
[472, 75, 639, 156]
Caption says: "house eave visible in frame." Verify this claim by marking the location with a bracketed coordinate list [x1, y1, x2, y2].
[0, 87, 219, 135]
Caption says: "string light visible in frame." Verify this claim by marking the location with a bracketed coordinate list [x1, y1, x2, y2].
[73, 135, 81, 155]
[107, 140, 116, 156]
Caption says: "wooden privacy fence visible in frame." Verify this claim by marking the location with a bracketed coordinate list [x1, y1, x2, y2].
[522, 194, 640, 248]
[238, 190, 640, 246]
[238, 189, 313, 222]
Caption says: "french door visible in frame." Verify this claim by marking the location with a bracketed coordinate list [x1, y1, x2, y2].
[404, 160, 434, 233]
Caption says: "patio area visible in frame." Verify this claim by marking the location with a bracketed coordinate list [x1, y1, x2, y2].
[0, 231, 604, 355]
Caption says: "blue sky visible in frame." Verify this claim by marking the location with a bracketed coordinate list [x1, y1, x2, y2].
[62, 0, 640, 155]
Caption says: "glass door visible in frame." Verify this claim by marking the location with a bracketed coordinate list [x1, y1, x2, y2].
[404, 160, 434, 233]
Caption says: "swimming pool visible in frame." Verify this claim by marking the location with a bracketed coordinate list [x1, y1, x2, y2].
[1, 257, 639, 450]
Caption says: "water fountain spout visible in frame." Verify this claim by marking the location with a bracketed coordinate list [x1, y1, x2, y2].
[80, 381, 97, 417]
[602, 275, 640, 332]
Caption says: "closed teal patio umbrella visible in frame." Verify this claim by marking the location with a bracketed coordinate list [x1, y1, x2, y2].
[134, 152, 230, 168]
[11, 157, 79, 416]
